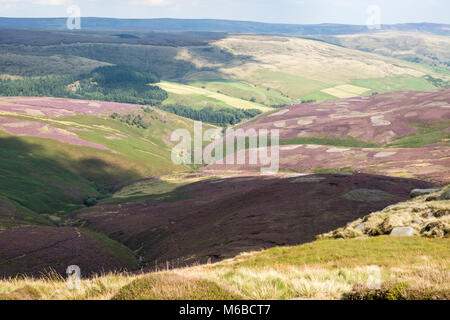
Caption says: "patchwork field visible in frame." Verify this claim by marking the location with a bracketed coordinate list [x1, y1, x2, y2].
[157, 81, 272, 112]
[200, 35, 447, 101]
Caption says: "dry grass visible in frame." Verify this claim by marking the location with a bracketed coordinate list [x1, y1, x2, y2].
[213, 36, 428, 85]
[0, 273, 139, 300]
[0, 237, 448, 300]
[321, 84, 370, 98]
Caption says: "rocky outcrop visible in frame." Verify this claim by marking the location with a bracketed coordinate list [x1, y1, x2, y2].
[319, 186, 450, 240]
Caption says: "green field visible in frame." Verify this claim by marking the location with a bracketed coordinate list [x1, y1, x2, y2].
[188, 80, 293, 107]
[246, 69, 331, 100]
[351, 75, 438, 94]
[158, 81, 272, 112]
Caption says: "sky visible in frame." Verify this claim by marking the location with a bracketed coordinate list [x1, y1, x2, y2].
[0, 0, 448, 25]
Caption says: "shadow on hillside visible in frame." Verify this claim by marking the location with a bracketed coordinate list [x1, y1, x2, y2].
[75, 172, 436, 272]
[0, 136, 142, 214]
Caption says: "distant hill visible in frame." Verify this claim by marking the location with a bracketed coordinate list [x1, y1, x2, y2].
[0, 17, 449, 35]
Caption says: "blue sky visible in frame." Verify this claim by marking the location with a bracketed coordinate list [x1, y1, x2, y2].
[0, 0, 448, 25]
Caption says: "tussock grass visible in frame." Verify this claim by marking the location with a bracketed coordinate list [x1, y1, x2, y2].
[113, 273, 243, 300]
[0, 237, 448, 300]
[0, 273, 138, 300]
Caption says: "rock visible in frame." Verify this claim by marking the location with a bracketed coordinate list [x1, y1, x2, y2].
[390, 227, 415, 237]
[374, 152, 397, 158]
[412, 219, 423, 225]
[354, 223, 366, 231]
[410, 188, 441, 198]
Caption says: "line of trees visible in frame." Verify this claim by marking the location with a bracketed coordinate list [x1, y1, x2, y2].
[157, 105, 261, 126]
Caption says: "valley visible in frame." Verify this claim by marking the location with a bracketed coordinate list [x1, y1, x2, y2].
[0, 17, 448, 301]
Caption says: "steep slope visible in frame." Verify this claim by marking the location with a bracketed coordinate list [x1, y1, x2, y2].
[0, 97, 211, 277]
[0, 97, 201, 218]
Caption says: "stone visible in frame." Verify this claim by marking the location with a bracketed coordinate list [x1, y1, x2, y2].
[410, 188, 441, 198]
[390, 227, 415, 237]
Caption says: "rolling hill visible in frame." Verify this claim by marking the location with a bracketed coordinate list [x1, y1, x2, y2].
[1, 30, 448, 111]
[0, 21, 448, 299]
[0, 18, 448, 36]
[0, 97, 205, 222]
[205, 88, 450, 184]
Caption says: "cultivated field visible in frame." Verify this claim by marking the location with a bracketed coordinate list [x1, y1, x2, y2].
[158, 81, 272, 112]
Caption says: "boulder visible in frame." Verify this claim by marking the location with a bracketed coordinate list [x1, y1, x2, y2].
[410, 188, 441, 198]
[390, 227, 415, 237]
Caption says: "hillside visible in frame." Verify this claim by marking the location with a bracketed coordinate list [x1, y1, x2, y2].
[2, 189, 447, 299]
[0, 19, 449, 301]
[1, 31, 447, 110]
[205, 88, 450, 184]
[68, 172, 432, 272]
[0, 96, 216, 277]
[317, 32, 450, 71]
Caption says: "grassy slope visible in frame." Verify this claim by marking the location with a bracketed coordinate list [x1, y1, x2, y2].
[0, 236, 447, 300]
[0, 106, 205, 219]
[351, 75, 437, 94]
